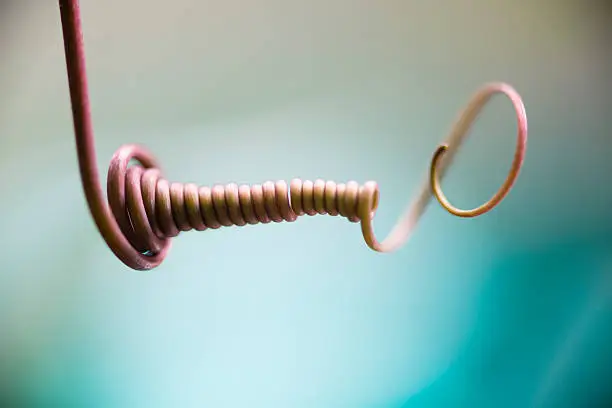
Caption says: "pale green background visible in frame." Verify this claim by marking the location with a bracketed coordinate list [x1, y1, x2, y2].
[1, 1, 611, 407]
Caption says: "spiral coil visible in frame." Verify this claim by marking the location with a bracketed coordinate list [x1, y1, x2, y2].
[108, 143, 381, 262]
[59, 0, 528, 271]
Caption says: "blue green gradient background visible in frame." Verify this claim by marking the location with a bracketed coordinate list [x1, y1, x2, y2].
[1, 1, 611, 407]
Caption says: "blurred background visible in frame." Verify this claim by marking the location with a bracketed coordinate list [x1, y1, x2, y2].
[1, 0, 611, 407]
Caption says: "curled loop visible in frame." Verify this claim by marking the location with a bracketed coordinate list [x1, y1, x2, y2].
[428, 83, 528, 218]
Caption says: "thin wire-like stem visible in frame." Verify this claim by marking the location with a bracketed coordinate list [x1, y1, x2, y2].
[59, 0, 165, 269]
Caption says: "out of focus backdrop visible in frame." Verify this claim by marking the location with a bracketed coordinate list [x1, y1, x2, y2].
[1, 1, 611, 407]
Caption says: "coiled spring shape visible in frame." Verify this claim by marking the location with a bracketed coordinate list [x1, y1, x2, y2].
[58, 0, 528, 271]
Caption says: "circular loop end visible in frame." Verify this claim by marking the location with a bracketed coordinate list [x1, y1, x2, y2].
[428, 83, 528, 219]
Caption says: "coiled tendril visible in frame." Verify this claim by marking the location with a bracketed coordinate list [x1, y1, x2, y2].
[59, 0, 528, 270]
[108, 143, 382, 265]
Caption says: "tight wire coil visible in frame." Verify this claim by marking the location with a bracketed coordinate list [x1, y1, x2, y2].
[59, 0, 528, 271]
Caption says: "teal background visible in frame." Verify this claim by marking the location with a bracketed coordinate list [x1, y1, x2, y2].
[1, 1, 611, 407]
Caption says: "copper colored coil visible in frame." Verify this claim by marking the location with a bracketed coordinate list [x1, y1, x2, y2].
[58, 0, 528, 271]
[108, 143, 381, 258]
